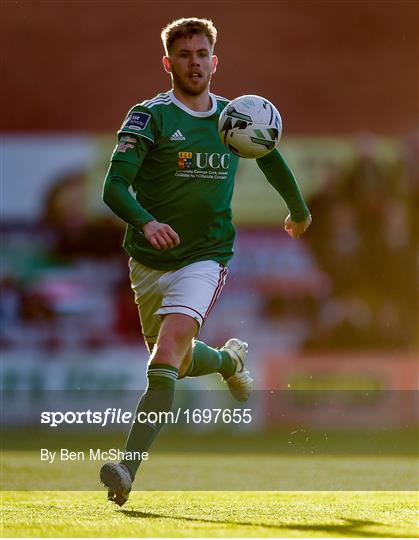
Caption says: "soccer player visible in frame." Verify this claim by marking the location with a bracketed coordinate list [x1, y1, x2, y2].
[100, 17, 311, 506]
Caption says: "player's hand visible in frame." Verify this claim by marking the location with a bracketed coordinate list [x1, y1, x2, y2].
[284, 213, 312, 239]
[142, 220, 180, 250]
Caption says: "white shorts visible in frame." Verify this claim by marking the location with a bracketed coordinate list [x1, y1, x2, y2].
[129, 258, 228, 348]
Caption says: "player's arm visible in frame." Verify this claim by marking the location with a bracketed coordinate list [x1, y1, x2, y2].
[256, 149, 312, 239]
[103, 158, 154, 229]
[102, 131, 179, 249]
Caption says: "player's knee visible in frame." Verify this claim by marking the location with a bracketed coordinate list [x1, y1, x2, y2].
[150, 339, 182, 367]
[150, 314, 197, 368]
[150, 333, 194, 369]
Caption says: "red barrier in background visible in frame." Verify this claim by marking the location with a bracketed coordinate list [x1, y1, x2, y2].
[2, 1, 417, 134]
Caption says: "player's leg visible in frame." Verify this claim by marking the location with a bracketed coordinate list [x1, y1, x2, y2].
[100, 259, 252, 505]
[120, 313, 198, 478]
[179, 340, 234, 378]
[101, 312, 197, 506]
[100, 258, 164, 506]
[177, 337, 250, 393]
[160, 261, 252, 400]
[181, 339, 252, 402]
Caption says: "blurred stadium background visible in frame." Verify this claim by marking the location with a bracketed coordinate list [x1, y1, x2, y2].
[1, 0, 417, 446]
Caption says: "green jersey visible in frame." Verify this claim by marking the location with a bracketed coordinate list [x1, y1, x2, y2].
[111, 90, 239, 270]
[103, 90, 310, 271]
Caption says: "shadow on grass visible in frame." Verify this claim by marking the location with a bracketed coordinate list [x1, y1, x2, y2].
[120, 510, 399, 538]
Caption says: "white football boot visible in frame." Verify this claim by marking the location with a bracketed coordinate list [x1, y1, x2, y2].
[100, 462, 132, 507]
[221, 338, 253, 402]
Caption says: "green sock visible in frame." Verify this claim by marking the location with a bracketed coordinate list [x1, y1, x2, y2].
[185, 340, 235, 379]
[121, 363, 178, 479]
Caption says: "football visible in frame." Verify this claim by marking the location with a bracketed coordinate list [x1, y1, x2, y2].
[218, 95, 282, 158]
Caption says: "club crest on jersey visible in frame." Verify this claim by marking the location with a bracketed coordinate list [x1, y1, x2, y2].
[178, 152, 193, 169]
[123, 111, 151, 131]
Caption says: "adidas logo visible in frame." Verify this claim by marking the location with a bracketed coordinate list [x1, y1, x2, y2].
[170, 130, 186, 141]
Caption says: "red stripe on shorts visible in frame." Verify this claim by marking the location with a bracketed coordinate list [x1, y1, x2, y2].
[204, 265, 228, 321]
[159, 304, 205, 325]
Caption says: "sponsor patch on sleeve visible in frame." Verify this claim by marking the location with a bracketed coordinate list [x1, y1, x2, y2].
[120, 135, 137, 143]
[123, 111, 151, 131]
[115, 135, 138, 152]
[116, 141, 135, 153]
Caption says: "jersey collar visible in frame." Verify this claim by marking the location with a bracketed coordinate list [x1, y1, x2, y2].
[169, 90, 217, 117]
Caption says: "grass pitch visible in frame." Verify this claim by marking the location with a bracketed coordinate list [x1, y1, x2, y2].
[2, 451, 417, 491]
[2, 432, 418, 537]
[2, 490, 418, 538]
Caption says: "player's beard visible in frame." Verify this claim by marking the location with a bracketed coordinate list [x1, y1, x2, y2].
[171, 69, 212, 97]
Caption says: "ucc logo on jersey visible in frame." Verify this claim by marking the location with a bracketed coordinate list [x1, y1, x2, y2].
[178, 152, 193, 169]
[177, 152, 231, 170]
[196, 153, 230, 170]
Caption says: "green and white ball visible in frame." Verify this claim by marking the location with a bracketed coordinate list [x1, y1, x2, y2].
[218, 95, 282, 159]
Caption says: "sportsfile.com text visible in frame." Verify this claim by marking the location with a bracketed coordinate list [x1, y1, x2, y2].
[40, 408, 253, 427]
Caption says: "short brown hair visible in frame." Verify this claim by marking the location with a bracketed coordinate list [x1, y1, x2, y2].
[161, 18, 217, 55]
